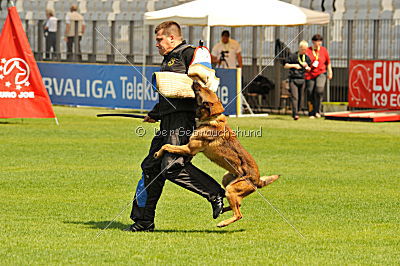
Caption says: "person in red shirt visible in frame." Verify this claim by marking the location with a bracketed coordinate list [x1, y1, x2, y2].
[305, 34, 333, 118]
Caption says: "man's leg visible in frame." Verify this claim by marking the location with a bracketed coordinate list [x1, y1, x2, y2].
[126, 133, 165, 231]
[162, 154, 225, 202]
[50, 32, 56, 60]
[77, 36, 82, 62]
[66, 37, 73, 61]
[45, 36, 50, 59]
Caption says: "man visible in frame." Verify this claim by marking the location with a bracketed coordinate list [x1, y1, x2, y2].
[44, 8, 57, 60]
[305, 34, 333, 118]
[124, 21, 225, 232]
[64, 4, 85, 61]
[211, 30, 243, 69]
[284, 40, 311, 120]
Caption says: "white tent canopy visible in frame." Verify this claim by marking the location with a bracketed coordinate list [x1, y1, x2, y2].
[144, 0, 330, 26]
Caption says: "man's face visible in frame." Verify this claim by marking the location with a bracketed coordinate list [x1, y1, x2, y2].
[312, 40, 322, 48]
[155, 30, 174, 56]
[221, 35, 229, 44]
[299, 46, 307, 55]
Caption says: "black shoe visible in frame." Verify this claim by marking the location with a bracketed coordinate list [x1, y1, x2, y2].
[123, 222, 155, 232]
[211, 195, 224, 219]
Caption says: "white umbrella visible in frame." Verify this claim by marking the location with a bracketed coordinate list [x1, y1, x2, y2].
[144, 0, 330, 27]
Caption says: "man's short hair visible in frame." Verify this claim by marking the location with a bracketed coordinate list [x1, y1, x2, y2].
[154, 21, 182, 37]
[312, 34, 323, 41]
[46, 8, 55, 16]
[70, 4, 78, 12]
[221, 30, 230, 37]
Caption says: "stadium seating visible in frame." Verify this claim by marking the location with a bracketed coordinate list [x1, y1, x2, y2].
[343, 0, 357, 19]
[1, 0, 399, 63]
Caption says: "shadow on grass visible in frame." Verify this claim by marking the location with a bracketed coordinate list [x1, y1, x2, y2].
[64, 220, 245, 234]
[0, 121, 25, 125]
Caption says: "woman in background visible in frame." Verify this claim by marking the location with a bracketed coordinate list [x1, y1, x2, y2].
[284, 40, 311, 120]
[305, 34, 333, 118]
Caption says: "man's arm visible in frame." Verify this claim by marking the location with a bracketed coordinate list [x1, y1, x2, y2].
[236, 52, 243, 68]
[81, 17, 86, 35]
[211, 45, 220, 64]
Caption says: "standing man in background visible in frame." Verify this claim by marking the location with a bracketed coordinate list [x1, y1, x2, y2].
[44, 8, 57, 60]
[65, 4, 85, 61]
[305, 34, 333, 118]
[211, 30, 243, 69]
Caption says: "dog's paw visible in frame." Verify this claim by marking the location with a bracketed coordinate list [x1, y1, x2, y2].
[217, 222, 228, 228]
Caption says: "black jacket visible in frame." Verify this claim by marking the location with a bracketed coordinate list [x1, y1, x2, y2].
[284, 52, 312, 79]
[148, 41, 196, 120]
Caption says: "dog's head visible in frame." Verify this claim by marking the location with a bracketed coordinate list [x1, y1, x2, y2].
[192, 82, 224, 120]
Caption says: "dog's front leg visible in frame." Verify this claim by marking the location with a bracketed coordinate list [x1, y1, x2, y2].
[154, 139, 204, 158]
[154, 144, 192, 159]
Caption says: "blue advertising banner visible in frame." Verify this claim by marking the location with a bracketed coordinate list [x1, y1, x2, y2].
[37, 62, 239, 115]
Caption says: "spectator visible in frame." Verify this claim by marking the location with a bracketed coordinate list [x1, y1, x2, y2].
[44, 8, 57, 60]
[284, 40, 311, 120]
[211, 30, 243, 69]
[65, 4, 85, 61]
[305, 34, 333, 118]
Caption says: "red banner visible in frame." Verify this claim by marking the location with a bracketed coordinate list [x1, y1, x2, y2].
[0, 7, 55, 118]
[349, 60, 400, 109]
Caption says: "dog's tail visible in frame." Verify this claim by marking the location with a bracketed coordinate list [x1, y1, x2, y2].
[258, 175, 280, 188]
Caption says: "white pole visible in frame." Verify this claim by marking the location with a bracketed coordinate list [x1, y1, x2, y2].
[206, 25, 211, 48]
[258, 26, 263, 73]
[326, 22, 331, 102]
[141, 24, 147, 112]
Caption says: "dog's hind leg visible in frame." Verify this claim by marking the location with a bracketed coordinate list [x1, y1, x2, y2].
[220, 172, 239, 214]
[217, 178, 256, 227]
[222, 172, 237, 188]
[259, 175, 280, 187]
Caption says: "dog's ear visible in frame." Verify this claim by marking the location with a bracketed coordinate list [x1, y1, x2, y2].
[209, 101, 224, 116]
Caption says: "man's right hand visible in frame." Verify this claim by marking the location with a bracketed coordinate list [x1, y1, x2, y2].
[143, 115, 157, 123]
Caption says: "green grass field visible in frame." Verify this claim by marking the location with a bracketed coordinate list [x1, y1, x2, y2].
[1, 106, 399, 264]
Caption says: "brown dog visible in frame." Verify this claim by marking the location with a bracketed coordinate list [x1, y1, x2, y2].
[154, 82, 279, 227]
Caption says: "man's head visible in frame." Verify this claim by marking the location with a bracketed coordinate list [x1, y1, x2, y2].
[298, 40, 308, 55]
[221, 30, 230, 44]
[46, 8, 54, 18]
[155, 21, 183, 56]
[70, 4, 78, 12]
[311, 34, 323, 49]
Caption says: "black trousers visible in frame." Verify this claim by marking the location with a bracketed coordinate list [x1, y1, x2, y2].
[45, 32, 56, 60]
[306, 73, 327, 116]
[130, 111, 224, 224]
[67, 36, 82, 61]
[289, 78, 305, 117]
